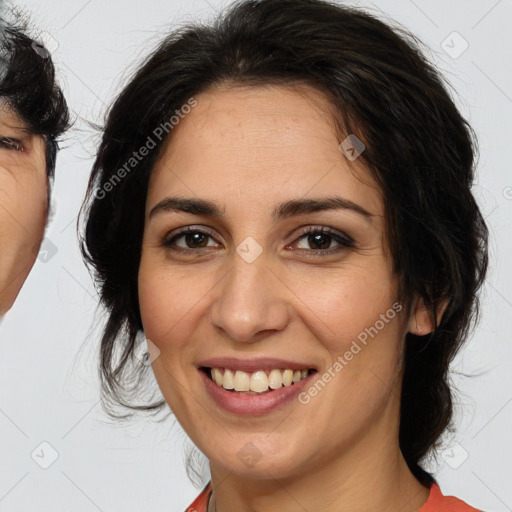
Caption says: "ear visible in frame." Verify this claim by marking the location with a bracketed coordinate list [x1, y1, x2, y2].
[407, 295, 449, 336]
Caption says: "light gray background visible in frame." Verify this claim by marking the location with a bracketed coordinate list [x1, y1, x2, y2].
[0, 0, 510, 510]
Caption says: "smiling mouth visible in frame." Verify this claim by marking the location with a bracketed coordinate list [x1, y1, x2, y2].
[200, 366, 318, 395]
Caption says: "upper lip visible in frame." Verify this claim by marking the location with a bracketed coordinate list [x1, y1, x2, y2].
[197, 357, 318, 373]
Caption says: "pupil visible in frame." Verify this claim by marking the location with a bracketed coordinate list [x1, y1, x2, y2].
[310, 234, 330, 250]
[187, 233, 207, 248]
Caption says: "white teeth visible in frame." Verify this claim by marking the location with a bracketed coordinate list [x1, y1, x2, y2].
[268, 369, 282, 389]
[250, 370, 269, 392]
[282, 369, 293, 386]
[223, 369, 235, 389]
[212, 368, 223, 386]
[234, 370, 250, 391]
[208, 367, 312, 393]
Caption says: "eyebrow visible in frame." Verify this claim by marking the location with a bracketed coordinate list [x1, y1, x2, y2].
[149, 196, 374, 222]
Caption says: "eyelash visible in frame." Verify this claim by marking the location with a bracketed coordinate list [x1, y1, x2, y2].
[0, 136, 23, 151]
[162, 225, 355, 257]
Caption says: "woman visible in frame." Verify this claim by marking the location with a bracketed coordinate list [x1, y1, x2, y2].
[0, 8, 69, 319]
[79, 0, 488, 510]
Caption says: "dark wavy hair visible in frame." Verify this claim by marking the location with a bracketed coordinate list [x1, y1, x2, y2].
[78, 0, 488, 485]
[0, 7, 70, 194]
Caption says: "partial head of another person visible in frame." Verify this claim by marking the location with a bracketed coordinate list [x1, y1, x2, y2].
[0, 7, 70, 317]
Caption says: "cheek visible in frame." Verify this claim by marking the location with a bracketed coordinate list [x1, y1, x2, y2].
[0, 170, 48, 247]
[24, 185, 48, 242]
[137, 257, 207, 345]
[294, 265, 404, 398]
[290, 261, 398, 342]
[138, 260, 206, 416]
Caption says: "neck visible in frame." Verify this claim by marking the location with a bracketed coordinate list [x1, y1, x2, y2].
[208, 453, 429, 512]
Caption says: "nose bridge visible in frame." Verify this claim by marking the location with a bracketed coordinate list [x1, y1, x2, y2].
[209, 240, 290, 342]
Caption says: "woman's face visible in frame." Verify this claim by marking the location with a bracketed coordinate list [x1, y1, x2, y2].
[138, 84, 422, 479]
[0, 105, 48, 316]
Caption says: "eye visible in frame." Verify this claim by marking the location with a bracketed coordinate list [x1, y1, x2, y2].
[0, 136, 23, 151]
[162, 226, 220, 254]
[162, 225, 355, 257]
[288, 226, 355, 256]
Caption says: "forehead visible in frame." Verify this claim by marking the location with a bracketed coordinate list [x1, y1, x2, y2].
[148, 84, 382, 217]
[161, 83, 341, 160]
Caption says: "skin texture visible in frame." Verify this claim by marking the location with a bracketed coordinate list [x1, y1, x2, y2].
[138, 84, 438, 512]
[0, 104, 47, 316]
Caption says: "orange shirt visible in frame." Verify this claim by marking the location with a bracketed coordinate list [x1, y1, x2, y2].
[184, 480, 481, 511]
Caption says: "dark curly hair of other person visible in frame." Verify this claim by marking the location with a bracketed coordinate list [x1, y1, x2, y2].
[0, 6, 70, 192]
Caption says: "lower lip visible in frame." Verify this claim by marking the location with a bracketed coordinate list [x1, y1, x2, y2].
[198, 368, 317, 415]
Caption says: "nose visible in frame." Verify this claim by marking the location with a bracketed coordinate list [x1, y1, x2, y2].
[209, 249, 291, 343]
